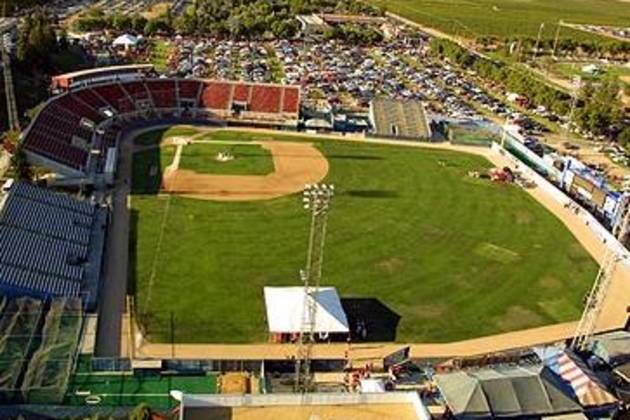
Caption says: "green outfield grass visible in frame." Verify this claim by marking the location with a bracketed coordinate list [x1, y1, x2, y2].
[129, 129, 598, 344]
[369, 0, 630, 39]
[65, 372, 217, 408]
[180, 143, 274, 175]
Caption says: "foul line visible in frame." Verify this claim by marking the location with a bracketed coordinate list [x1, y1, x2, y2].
[143, 194, 173, 311]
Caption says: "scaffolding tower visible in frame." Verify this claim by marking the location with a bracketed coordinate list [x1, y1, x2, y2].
[294, 183, 334, 393]
[570, 195, 630, 351]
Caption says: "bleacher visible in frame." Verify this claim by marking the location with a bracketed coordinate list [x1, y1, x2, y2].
[201, 81, 232, 110]
[21, 77, 301, 176]
[250, 85, 282, 113]
[282, 88, 300, 114]
[232, 84, 250, 103]
[90, 83, 129, 112]
[369, 98, 431, 140]
[121, 80, 149, 101]
[0, 181, 107, 308]
[146, 80, 176, 108]
[178, 80, 201, 102]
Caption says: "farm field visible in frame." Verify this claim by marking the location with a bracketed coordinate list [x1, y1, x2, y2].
[129, 128, 598, 344]
[369, 0, 630, 39]
[550, 62, 630, 86]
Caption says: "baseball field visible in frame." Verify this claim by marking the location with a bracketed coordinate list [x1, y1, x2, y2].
[129, 128, 598, 344]
[368, 0, 630, 39]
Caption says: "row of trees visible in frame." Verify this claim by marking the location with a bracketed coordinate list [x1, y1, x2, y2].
[72, 0, 383, 40]
[323, 23, 384, 44]
[478, 36, 630, 59]
[430, 38, 625, 140]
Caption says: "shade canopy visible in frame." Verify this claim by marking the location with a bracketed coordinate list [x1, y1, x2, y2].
[264, 287, 349, 334]
[113, 34, 138, 46]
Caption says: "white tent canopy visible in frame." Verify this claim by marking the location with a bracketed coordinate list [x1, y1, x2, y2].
[113, 34, 139, 47]
[264, 287, 349, 334]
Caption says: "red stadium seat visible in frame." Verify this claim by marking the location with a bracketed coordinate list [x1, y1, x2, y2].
[201, 82, 232, 110]
[282, 87, 300, 114]
[178, 80, 201, 100]
[232, 84, 250, 103]
[121, 81, 149, 101]
[91, 84, 130, 112]
[249, 85, 282, 114]
[146, 80, 176, 108]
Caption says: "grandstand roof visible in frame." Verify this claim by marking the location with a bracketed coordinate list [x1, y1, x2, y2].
[369, 98, 431, 140]
[0, 181, 107, 308]
[264, 287, 349, 334]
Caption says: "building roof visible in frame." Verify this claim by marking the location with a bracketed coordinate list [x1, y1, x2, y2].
[546, 350, 618, 407]
[435, 365, 582, 418]
[592, 330, 630, 365]
[370, 98, 430, 139]
[263, 287, 349, 334]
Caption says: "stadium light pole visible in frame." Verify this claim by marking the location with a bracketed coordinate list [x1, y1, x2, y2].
[533, 22, 545, 61]
[294, 183, 334, 393]
[552, 20, 563, 59]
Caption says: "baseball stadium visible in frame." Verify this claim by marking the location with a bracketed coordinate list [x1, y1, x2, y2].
[2, 62, 630, 414]
[13, 65, 629, 351]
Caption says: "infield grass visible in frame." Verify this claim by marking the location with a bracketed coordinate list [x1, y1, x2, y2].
[180, 143, 274, 175]
[369, 0, 630, 39]
[130, 129, 597, 343]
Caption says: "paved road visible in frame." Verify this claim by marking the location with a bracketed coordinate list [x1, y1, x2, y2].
[94, 136, 133, 357]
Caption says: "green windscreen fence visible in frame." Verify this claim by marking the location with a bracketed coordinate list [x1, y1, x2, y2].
[0, 295, 83, 404]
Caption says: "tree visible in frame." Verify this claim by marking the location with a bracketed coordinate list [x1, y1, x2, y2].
[618, 127, 630, 151]
[16, 10, 58, 70]
[10, 146, 33, 181]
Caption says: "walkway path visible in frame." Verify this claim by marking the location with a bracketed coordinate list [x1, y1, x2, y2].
[95, 136, 133, 357]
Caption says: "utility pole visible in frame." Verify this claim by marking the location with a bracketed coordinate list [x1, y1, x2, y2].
[563, 76, 581, 143]
[1, 24, 19, 132]
[294, 183, 334, 393]
[533, 22, 545, 61]
[552, 20, 563, 59]
[570, 195, 630, 351]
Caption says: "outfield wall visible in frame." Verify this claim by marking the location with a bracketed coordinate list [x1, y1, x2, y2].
[492, 142, 630, 269]
[180, 392, 432, 420]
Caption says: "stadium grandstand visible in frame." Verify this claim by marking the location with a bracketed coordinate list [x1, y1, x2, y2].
[0, 180, 107, 309]
[369, 98, 432, 141]
[21, 66, 301, 180]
